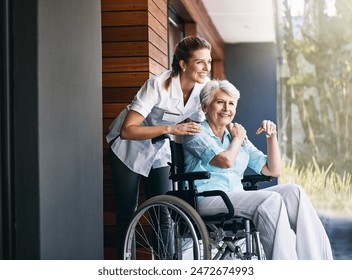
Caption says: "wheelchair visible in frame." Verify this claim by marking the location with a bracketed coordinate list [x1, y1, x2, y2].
[123, 135, 272, 260]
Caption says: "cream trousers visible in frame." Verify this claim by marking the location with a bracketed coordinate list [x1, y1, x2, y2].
[198, 184, 333, 260]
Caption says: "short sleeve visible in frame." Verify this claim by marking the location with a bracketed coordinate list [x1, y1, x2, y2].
[183, 132, 224, 165]
[246, 141, 268, 174]
[130, 79, 159, 118]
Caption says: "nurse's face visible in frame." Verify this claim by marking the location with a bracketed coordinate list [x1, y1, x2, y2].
[203, 89, 238, 127]
[183, 48, 212, 84]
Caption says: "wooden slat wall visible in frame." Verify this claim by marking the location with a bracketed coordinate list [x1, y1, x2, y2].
[101, 0, 168, 259]
[101, 0, 225, 259]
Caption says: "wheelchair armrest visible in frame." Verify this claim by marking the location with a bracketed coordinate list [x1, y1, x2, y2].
[166, 189, 198, 209]
[196, 190, 234, 220]
[241, 175, 272, 191]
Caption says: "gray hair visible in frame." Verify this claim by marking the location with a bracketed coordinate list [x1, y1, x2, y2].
[200, 80, 240, 106]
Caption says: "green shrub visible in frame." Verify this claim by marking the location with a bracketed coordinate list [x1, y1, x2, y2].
[280, 156, 352, 217]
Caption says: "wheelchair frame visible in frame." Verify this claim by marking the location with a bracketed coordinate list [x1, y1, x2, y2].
[123, 135, 272, 260]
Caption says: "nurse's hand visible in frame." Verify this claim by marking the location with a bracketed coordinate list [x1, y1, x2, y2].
[169, 121, 202, 136]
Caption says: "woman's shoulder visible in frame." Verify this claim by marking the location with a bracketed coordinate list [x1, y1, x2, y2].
[183, 122, 212, 144]
[149, 70, 172, 83]
[141, 70, 172, 90]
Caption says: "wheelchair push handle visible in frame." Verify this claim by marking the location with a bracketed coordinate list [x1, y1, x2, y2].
[151, 134, 170, 144]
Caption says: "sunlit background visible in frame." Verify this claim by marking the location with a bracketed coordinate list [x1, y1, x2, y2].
[277, 0, 352, 217]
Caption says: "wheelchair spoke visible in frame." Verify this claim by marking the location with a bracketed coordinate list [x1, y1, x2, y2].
[124, 195, 210, 260]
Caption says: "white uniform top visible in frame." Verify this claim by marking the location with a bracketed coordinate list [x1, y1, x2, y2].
[106, 70, 209, 177]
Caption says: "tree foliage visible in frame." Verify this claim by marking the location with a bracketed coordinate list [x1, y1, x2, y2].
[281, 0, 352, 172]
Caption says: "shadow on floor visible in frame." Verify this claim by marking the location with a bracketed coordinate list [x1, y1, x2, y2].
[320, 214, 352, 260]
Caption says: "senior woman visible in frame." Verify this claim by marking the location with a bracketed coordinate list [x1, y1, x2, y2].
[182, 79, 333, 260]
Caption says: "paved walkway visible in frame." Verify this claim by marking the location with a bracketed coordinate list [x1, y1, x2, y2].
[320, 215, 352, 260]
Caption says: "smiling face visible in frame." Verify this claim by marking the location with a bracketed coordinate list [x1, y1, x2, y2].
[181, 48, 212, 84]
[203, 89, 238, 128]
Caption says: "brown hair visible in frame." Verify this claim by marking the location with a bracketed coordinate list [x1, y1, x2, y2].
[164, 36, 211, 89]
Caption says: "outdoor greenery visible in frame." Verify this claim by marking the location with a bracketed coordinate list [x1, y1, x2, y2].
[280, 156, 352, 216]
[278, 0, 352, 215]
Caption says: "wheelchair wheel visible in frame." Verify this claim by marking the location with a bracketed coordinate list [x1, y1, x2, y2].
[123, 195, 211, 260]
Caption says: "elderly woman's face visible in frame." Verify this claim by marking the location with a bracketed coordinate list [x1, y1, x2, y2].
[203, 89, 238, 127]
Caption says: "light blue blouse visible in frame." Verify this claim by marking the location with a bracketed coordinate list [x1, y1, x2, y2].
[183, 121, 268, 193]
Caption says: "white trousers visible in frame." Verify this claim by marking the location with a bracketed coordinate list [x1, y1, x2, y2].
[198, 184, 333, 260]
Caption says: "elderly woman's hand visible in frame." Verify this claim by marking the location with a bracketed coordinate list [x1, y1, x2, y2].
[256, 120, 277, 138]
[227, 122, 247, 142]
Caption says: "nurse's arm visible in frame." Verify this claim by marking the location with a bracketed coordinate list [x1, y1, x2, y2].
[120, 110, 202, 140]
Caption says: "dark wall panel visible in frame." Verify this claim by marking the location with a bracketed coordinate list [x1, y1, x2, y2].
[225, 43, 277, 181]
[38, 0, 103, 259]
[10, 0, 103, 259]
[12, 0, 40, 260]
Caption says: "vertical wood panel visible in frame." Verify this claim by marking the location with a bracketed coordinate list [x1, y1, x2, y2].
[101, 11, 149, 27]
[101, 0, 168, 260]
[102, 26, 149, 42]
[102, 41, 148, 57]
[149, 0, 168, 28]
[103, 87, 139, 103]
[101, 0, 148, 12]
[102, 57, 150, 73]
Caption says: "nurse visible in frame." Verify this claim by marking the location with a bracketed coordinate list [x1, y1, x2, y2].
[106, 36, 212, 259]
